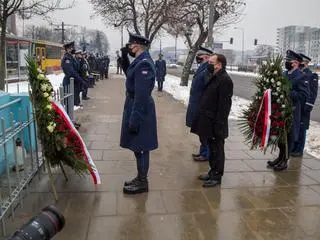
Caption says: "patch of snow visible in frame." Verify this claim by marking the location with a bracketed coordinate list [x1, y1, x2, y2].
[227, 70, 259, 78]
[164, 74, 320, 159]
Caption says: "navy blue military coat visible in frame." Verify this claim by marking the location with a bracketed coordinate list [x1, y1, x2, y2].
[301, 68, 318, 129]
[186, 62, 208, 127]
[61, 52, 83, 86]
[155, 59, 166, 82]
[120, 51, 158, 151]
[285, 69, 310, 142]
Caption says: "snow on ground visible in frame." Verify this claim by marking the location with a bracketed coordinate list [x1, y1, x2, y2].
[164, 74, 320, 159]
[7, 73, 64, 94]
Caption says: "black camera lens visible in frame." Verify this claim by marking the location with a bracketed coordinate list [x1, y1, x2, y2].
[8, 205, 65, 240]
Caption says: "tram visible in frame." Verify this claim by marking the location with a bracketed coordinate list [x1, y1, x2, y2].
[5, 35, 63, 80]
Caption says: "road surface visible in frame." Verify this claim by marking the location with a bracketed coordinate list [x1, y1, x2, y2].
[167, 68, 320, 123]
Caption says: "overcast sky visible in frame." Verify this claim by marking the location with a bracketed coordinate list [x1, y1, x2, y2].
[21, 0, 320, 54]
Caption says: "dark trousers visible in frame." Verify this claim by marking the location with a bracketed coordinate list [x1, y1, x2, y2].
[292, 122, 307, 153]
[100, 70, 104, 80]
[199, 142, 209, 159]
[74, 83, 81, 106]
[134, 151, 150, 180]
[202, 138, 225, 177]
[157, 81, 164, 91]
[104, 68, 109, 79]
[82, 80, 89, 98]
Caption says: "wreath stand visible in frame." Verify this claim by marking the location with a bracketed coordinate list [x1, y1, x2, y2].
[45, 158, 69, 201]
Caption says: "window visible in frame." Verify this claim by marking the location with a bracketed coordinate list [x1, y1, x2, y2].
[46, 45, 61, 59]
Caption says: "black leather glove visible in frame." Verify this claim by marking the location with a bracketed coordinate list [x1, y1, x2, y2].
[121, 44, 130, 55]
[129, 124, 139, 134]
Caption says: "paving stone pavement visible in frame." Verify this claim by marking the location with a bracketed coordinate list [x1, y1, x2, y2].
[3, 73, 320, 240]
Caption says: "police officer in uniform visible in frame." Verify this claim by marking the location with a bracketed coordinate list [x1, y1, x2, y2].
[104, 55, 110, 79]
[119, 33, 158, 194]
[155, 54, 167, 91]
[186, 46, 213, 162]
[61, 41, 84, 128]
[291, 54, 318, 157]
[267, 50, 309, 171]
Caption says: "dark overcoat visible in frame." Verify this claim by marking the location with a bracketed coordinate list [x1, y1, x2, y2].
[155, 59, 166, 82]
[186, 62, 208, 127]
[285, 69, 310, 141]
[61, 52, 83, 86]
[191, 69, 233, 140]
[120, 51, 158, 151]
[301, 68, 318, 129]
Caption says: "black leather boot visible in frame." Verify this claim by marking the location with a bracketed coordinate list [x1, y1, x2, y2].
[267, 158, 282, 168]
[123, 179, 149, 194]
[124, 176, 138, 186]
[273, 159, 288, 171]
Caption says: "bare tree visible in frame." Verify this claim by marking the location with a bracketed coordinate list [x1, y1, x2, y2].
[0, 0, 74, 90]
[90, 0, 183, 44]
[167, 0, 246, 86]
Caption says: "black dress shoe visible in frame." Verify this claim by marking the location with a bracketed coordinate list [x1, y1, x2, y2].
[83, 96, 90, 100]
[202, 178, 221, 188]
[124, 176, 138, 186]
[290, 152, 303, 157]
[123, 179, 148, 194]
[198, 173, 210, 181]
[273, 160, 288, 171]
[192, 153, 200, 158]
[193, 156, 208, 162]
[267, 158, 281, 168]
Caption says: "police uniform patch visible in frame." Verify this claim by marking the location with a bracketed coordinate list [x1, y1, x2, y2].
[65, 59, 70, 64]
[142, 70, 148, 75]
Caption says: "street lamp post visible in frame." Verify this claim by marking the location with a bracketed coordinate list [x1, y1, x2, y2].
[234, 27, 245, 66]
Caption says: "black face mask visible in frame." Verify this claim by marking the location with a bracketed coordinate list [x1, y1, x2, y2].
[71, 49, 76, 54]
[128, 48, 136, 58]
[196, 56, 203, 64]
[299, 63, 305, 68]
[285, 61, 293, 71]
[207, 64, 215, 73]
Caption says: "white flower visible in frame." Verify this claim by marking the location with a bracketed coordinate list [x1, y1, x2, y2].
[40, 84, 47, 92]
[47, 96, 53, 102]
[276, 81, 281, 86]
[37, 74, 45, 81]
[271, 79, 275, 83]
[270, 135, 277, 141]
[271, 62, 274, 66]
[43, 92, 49, 98]
[276, 87, 281, 92]
[46, 104, 53, 110]
[280, 95, 284, 98]
[274, 92, 278, 96]
[262, 61, 267, 65]
[277, 99, 281, 103]
[47, 122, 56, 133]
[37, 68, 43, 73]
[281, 104, 286, 108]
[273, 71, 278, 75]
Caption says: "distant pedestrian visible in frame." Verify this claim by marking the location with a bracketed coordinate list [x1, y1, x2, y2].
[155, 54, 166, 91]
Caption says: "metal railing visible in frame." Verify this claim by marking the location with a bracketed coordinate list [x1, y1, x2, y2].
[0, 78, 74, 236]
[0, 98, 40, 236]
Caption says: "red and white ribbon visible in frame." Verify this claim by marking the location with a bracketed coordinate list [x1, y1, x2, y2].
[260, 89, 272, 150]
[51, 102, 101, 184]
[251, 89, 272, 150]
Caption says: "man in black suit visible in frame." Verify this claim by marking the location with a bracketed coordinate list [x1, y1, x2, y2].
[191, 54, 233, 187]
